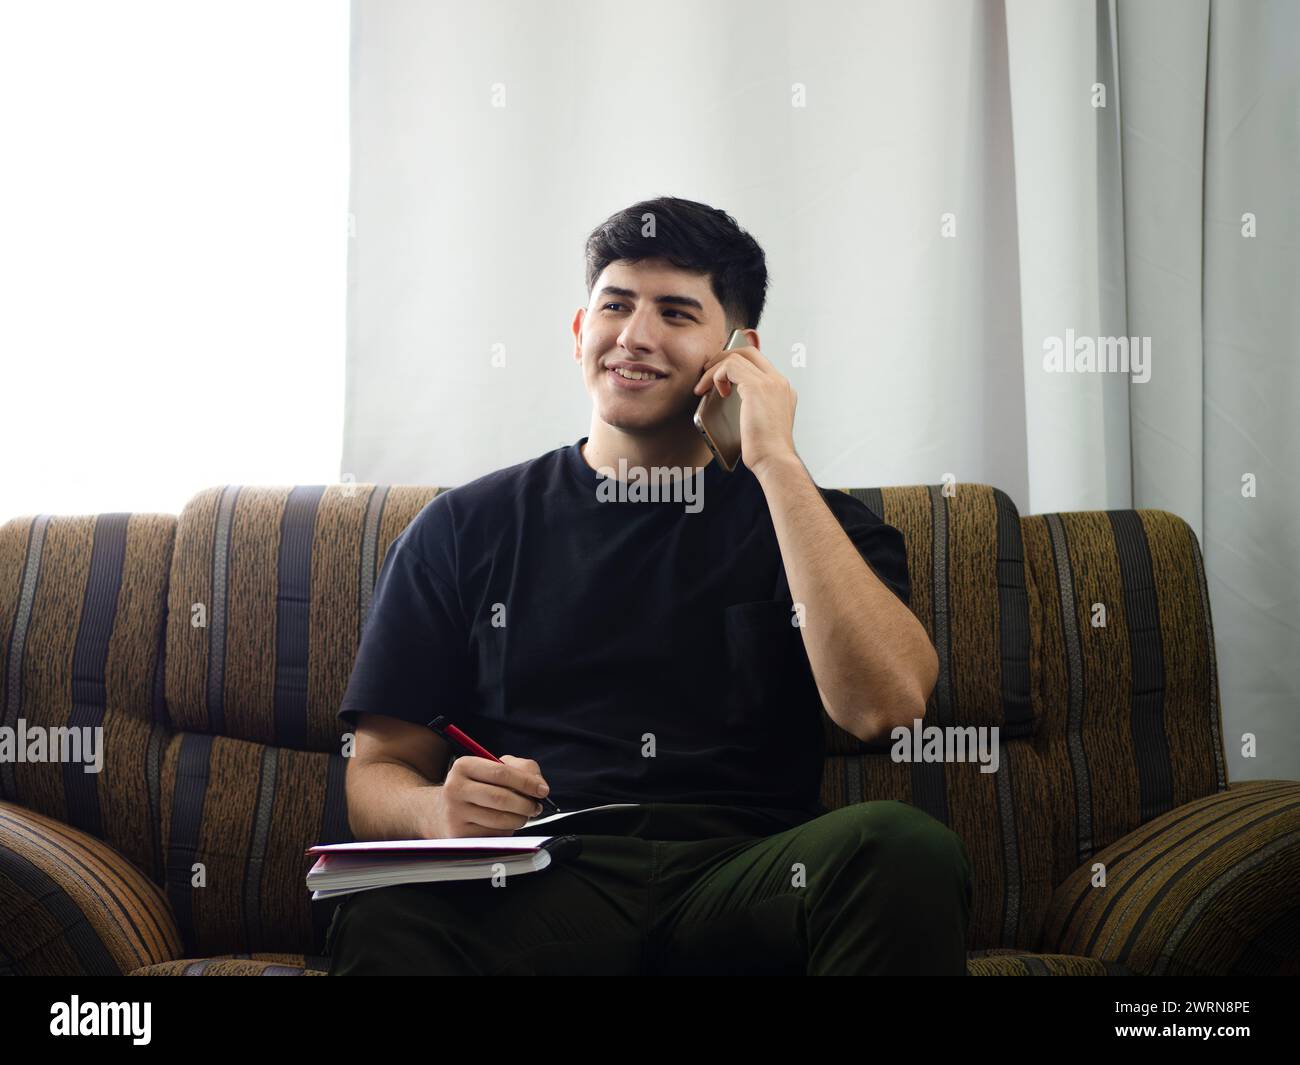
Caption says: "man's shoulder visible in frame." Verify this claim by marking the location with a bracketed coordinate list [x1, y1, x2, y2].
[441, 446, 560, 501]
[403, 444, 567, 535]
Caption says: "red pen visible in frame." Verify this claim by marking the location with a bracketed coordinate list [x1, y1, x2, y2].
[425, 716, 560, 815]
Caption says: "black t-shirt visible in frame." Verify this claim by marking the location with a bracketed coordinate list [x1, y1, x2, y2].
[337, 436, 910, 828]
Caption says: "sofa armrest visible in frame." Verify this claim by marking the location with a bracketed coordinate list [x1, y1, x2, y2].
[0, 800, 183, 975]
[1037, 779, 1300, 975]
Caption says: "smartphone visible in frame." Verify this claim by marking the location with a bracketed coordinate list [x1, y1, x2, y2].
[693, 328, 749, 473]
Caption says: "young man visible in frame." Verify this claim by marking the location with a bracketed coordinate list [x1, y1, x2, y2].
[327, 197, 972, 975]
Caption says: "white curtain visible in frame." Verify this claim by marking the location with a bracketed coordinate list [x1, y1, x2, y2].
[346, 0, 1299, 779]
[1004, 0, 1300, 782]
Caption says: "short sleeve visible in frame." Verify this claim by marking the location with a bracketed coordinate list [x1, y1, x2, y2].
[337, 529, 473, 733]
[846, 519, 911, 609]
[821, 490, 911, 609]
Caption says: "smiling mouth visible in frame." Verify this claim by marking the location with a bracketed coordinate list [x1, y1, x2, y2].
[609, 366, 666, 381]
[607, 368, 668, 389]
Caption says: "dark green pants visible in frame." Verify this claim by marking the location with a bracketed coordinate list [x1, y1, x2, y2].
[325, 800, 972, 975]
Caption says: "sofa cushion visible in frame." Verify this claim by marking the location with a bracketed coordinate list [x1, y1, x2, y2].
[0, 800, 182, 975]
[1040, 779, 1300, 976]
[159, 730, 351, 957]
[966, 948, 1132, 975]
[129, 952, 327, 975]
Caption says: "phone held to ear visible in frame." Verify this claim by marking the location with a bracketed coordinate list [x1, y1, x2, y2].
[693, 328, 748, 473]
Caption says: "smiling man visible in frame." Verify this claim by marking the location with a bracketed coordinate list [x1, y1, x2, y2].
[327, 197, 972, 976]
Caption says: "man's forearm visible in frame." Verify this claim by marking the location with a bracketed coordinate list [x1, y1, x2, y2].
[346, 760, 441, 841]
[752, 454, 939, 742]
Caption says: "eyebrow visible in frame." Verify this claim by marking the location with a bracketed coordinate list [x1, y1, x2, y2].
[598, 285, 705, 313]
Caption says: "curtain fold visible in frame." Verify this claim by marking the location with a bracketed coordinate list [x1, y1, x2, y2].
[1001, 0, 1298, 781]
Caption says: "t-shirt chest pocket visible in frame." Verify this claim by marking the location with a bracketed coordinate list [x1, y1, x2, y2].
[721, 599, 807, 726]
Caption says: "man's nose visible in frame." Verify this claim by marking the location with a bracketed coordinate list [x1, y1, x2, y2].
[617, 311, 662, 353]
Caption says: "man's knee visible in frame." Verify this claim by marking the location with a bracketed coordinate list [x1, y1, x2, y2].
[823, 800, 971, 891]
[794, 802, 972, 973]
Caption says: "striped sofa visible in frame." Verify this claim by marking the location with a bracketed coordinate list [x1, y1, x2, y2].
[1, 483, 1295, 976]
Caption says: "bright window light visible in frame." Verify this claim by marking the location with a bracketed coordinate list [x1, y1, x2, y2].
[0, 1, 349, 522]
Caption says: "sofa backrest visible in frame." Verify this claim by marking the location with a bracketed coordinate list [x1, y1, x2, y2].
[1021, 510, 1230, 887]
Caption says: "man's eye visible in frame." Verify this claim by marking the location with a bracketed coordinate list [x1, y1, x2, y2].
[602, 302, 691, 321]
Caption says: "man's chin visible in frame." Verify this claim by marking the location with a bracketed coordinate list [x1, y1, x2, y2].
[598, 416, 663, 435]
[596, 411, 697, 437]
[596, 396, 698, 427]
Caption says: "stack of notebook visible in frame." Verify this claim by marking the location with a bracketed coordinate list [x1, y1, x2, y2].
[305, 803, 637, 899]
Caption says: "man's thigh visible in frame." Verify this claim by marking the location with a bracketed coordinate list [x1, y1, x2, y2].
[648, 800, 972, 975]
[326, 833, 653, 975]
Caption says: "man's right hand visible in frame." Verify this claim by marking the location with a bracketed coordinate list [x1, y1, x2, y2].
[424, 754, 550, 838]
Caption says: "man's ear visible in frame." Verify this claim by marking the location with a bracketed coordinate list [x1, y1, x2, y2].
[571, 307, 585, 361]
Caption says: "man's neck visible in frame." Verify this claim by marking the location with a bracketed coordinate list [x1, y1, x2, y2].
[581, 425, 717, 478]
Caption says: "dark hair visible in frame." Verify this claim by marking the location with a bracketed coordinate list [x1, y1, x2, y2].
[584, 197, 769, 329]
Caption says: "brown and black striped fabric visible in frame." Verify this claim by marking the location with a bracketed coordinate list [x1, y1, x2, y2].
[828, 485, 1033, 743]
[158, 730, 350, 956]
[1039, 779, 1300, 975]
[1021, 509, 1300, 974]
[0, 513, 174, 883]
[825, 485, 1045, 950]
[1021, 510, 1231, 889]
[0, 801, 182, 974]
[0, 488, 434, 967]
[164, 485, 440, 750]
[966, 948, 1131, 975]
[129, 953, 327, 976]
[156, 485, 446, 956]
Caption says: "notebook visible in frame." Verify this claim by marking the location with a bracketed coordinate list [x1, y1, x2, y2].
[305, 803, 639, 900]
